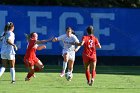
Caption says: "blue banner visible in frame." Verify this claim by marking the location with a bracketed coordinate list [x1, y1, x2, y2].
[0, 5, 139, 56]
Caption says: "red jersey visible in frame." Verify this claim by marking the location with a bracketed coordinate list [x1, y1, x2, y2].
[24, 38, 39, 66]
[82, 35, 99, 58]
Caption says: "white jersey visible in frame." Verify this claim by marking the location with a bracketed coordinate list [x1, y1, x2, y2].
[1, 31, 16, 55]
[58, 34, 79, 51]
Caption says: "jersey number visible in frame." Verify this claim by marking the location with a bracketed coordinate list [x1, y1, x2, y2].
[88, 39, 93, 48]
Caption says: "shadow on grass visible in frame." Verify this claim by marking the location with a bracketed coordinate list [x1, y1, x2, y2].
[10, 65, 140, 76]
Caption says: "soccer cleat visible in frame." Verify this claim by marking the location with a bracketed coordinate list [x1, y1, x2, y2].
[65, 72, 73, 81]
[65, 74, 71, 81]
[87, 81, 90, 85]
[89, 78, 94, 86]
[25, 77, 30, 81]
[32, 74, 36, 78]
[66, 77, 72, 81]
[67, 78, 71, 81]
[60, 71, 65, 77]
[11, 80, 15, 84]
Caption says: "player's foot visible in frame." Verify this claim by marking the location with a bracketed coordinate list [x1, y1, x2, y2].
[66, 72, 73, 81]
[87, 81, 90, 85]
[25, 77, 30, 81]
[32, 74, 36, 78]
[60, 71, 65, 77]
[89, 78, 94, 86]
[11, 80, 15, 84]
[67, 79, 71, 81]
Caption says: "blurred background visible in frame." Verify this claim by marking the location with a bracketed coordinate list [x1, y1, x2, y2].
[0, 0, 140, 8]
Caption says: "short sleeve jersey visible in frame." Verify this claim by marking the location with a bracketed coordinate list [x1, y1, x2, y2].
[58, 34, 79, 51]
[24, 38, 38, 61]
[82, 35, 99, 57]
[1, 31, 15, 54]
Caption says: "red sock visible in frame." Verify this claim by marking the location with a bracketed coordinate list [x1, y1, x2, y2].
[27, 72, 34, 79]
[85, 70, 90, 83]
[92, 70, 96, 79]
[34, 67, 41, 72]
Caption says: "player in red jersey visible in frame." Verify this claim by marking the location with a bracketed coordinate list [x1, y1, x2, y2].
[24, 32, 51, 81]
[72, 26, 101, 86]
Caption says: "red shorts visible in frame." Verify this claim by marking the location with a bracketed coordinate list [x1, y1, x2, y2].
[24, 57, 39, 67]
[82, 54, 97, 63]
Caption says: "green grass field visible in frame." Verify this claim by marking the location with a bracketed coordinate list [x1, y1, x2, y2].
[0, 65, 140, 93]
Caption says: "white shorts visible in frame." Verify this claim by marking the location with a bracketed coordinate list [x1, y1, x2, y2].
[62, 49, 75, 62]
[1, 54, 15, 60]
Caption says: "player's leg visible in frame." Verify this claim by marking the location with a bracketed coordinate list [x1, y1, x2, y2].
[32, 60, 44, 78]
[24, 59, 35, 81]
[91, 61, 96, 79]
[34, 60, 44, 72]
[60, 52, 69, 77]
[82, 54, 91, 85]
[67, 59, 74, 81]
[68, 60, 74, 74]
[0, 54, 8, 77]
[0, 59, 7, 77]
[83, 62, 90, 85]
[89, 61, 97, 86]
[9, 54, 16, 83]
[25, 65, 35, 81]
[67, 51, 75, 74]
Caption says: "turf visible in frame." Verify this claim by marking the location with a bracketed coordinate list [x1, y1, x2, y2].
[0, 65, 140, 93]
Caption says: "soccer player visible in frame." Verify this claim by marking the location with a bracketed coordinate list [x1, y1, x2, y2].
[72, 26, 101, 86]
[52, 27, 80, 80]
[24, 32, 51, 81]
[0, 22, 18, 83]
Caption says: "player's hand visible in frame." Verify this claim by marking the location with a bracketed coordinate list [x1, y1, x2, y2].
[42, 45, 46, 49]
[52, 37, 57, 42]
[74, 49, 79, 52]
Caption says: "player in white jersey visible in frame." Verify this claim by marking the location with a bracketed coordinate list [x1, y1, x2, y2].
[53, 27, 80, 80]
[0, 22, 17, 84]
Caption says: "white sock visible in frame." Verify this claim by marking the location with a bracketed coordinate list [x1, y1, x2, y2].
[68, 69, 73, 74]
[62, 61, 67, 73]
[0, 67, 5, 77]
[10, 68, 15, 81]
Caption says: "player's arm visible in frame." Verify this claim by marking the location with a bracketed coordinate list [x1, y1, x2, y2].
[24, 33, 30, 42]
[95, 38, 101, 48]
[74, 45, 81, 52]
[0, 36, 4, 41]
[70, 40, 85, 46]
[36, 37, 53, 44]
[37, 45, 46, 50]
[0, 32, 6, 41]
[71, 35, 85, 46]
[6, 33, 18, 50]
[74, 41, 85, 46]
[52, 34, 65, 42]
[7, 39, 18, 50]
[36, 40, 50, 44]
[52, 37, 58, 42]
[70, 41, 83, 52]
[96, 43, 101, 48]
